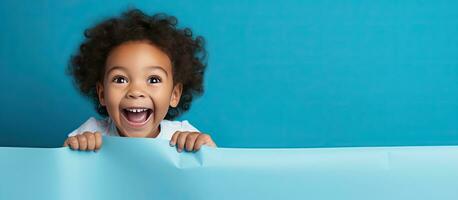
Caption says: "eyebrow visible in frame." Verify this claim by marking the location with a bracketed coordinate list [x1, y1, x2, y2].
[107, 65, 168, 76]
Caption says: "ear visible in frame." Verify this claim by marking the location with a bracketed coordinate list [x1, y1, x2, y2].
[96, 82, 106, 106]
[169, 83, 183, 108]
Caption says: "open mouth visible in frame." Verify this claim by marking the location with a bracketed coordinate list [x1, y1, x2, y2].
[121, 107, 153, 127]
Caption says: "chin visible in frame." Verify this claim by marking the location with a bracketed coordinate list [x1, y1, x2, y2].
[117, 125, 159, 138]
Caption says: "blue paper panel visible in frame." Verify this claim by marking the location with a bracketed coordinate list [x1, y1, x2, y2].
[1, 137, 457, 199]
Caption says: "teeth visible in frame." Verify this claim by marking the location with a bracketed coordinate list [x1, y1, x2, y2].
[126, 108, 148, 113]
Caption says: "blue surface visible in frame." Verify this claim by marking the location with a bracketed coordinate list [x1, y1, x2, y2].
[0, 0, 457, 148]
[1, 136, 458, 199]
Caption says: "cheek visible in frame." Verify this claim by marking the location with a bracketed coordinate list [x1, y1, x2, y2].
[150, 89, 173, 111]
[104, 86, 124, 109]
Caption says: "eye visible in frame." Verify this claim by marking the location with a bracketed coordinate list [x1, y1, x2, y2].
[148, 76, 162, 84]
[112, 76, 128, 84]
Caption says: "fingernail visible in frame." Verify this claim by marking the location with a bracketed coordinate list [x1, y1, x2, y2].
[169, 142, 174, 147]
[177, 148, 182, 153]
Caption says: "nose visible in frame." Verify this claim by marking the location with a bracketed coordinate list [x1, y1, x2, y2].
[127, 90, 145, 99]
[126, 86, 146, 99]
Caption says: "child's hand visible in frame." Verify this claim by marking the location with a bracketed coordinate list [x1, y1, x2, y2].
[169, 131, 217, 153]
[63, 132, 103, 151]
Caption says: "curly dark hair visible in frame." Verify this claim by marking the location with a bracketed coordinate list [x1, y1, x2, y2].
[67, 8, 207, 120]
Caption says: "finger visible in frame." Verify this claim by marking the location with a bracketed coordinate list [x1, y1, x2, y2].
[77, 134, 88, 151]
[194, 134, 216, 151]
[185, 133, 200, 152]
[176, 132, 190, 152]
[202, 133, 217, 147]
[68, 136, 79, 150]
[63, 139, 69, 147]
[193, 134, 209, 151]
[170, 131, 180, 146]
[94, 132, 102, 150]
[84, 132, 96, 151]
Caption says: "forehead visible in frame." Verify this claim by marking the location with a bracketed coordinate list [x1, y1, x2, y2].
[105, 41, 172, 74]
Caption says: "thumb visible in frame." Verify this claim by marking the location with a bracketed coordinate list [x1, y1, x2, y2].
[63, 139, 69, 147]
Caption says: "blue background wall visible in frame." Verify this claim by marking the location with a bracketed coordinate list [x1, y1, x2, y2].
[0, 0, 457, 148]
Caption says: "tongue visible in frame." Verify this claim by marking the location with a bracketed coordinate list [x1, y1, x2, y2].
[125, 111, 148, 123]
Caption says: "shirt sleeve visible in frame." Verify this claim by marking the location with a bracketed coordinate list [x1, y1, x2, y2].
[157, 120, 201, 141]
[181, 120, 200, 132]
[67, 117, 108, 137]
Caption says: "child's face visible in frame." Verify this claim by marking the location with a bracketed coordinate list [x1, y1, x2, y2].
[96, 41, 182, 138]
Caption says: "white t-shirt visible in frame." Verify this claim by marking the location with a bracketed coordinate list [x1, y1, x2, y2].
[67, 117, 200, 141]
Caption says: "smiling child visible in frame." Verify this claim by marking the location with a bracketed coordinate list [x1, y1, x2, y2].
[63, 8, 216, 152]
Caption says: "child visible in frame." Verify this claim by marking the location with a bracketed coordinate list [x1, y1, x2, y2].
[63, 8, 216, 153]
